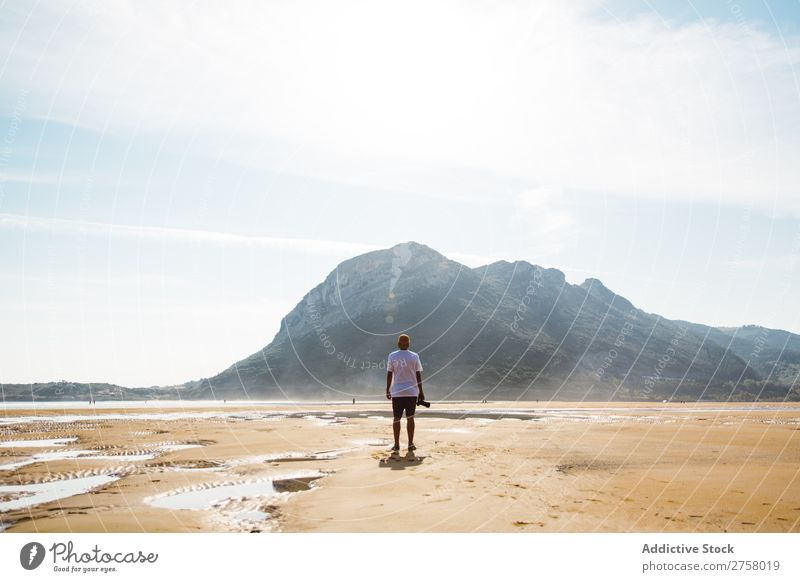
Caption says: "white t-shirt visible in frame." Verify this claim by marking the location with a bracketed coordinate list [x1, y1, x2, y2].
[387, 349, 423, 397]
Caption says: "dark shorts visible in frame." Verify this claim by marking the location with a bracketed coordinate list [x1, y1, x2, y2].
[392, 396, 417, 419]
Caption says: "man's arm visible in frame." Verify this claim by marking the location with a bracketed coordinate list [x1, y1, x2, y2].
[386, 371, 393, 400]
[416, 371, 424, 400]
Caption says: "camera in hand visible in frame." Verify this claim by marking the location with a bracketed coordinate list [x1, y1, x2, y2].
[417, 396, 431, 408]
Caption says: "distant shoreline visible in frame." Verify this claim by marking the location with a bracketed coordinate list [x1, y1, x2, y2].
[2, 399, 799, 411]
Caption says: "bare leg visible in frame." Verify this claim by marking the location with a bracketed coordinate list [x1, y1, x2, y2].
[393, 418, 401, 446]
[407, 415, 415, 446]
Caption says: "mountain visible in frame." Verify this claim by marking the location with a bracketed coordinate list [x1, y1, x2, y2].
[181, 242, 800, 401]
[680, 322, 800, 391]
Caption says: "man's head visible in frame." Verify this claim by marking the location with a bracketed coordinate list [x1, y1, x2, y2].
[397, 334, 410, 350]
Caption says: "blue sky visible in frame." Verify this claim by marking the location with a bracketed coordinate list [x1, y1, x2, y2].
[1, 0, 799, 387]
[600, 0, 800, 34]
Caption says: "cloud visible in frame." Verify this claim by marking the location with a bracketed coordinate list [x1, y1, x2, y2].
[516, 187, 576, 235]
[0, 211, 379, 255]
[0, 172, 86, 184]
[0, 211, 504, 267]
[1, 0, 799, 212]
[510, 186, 580, 258]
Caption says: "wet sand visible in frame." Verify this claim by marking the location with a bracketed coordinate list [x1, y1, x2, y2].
[1, 401, 798, 532]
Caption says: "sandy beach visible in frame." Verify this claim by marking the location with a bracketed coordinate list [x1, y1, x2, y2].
[1, 401, 798, 533]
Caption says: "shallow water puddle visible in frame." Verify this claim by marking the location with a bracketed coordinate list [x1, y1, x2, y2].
[0, 474, 119, 512]
[235, 510, 270, 522]
[262, 450, 340, 462]
[148, 481, 280, 510]
[226, 450, 343, 467]
[302, 415, 346, 426]
[78, 452, 158, 461]
[0, 437, 78, 448]
[0, 449, 97, 471]
[159, 444, 202, 451]
[146, 472, 326, 511]
[71, 443, 201, 462]
[0, 442, 205, 471]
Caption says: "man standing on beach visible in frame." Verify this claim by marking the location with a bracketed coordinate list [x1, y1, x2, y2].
[385, 334, 424, 452]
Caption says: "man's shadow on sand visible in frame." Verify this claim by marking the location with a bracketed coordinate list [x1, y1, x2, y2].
[378, 451, 425, 470]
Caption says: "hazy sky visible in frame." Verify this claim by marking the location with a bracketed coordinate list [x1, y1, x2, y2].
[1, 0, 799, 387]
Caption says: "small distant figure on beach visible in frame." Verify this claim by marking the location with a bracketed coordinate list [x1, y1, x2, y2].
[385, 334, 424, 453]
[352, 398, 355, 405]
